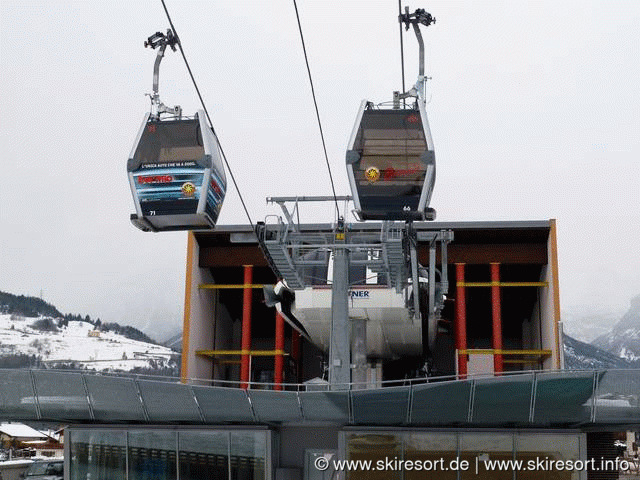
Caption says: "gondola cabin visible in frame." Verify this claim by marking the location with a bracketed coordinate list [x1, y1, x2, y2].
[127, 110, 226, 232]
[346, 101, 436, 221]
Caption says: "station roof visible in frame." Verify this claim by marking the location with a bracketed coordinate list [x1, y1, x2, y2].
[195, 220, 551, 243]
[194, 220, 553, 268]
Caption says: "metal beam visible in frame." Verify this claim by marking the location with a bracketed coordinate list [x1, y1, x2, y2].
[457, 282, 548, 287]
[200, 246, 270, 268]
[240, 265, 253, 389]
[409, 239, 420, 321]
[458, 349, 552, 357]
[427, 242, 436, 349]
[329, 244, 351, 389]
[491, 263, 504, 374]
[455, 263, 467, 378]
[351, 318, 367, 389]
[291, 330, 301, 383]
[444, 243, 547, 265]
[274, 312, 285, 391]
[267, 195, 352, 203]
[199, 284, 265, 289]
[196, 350, 288, 357]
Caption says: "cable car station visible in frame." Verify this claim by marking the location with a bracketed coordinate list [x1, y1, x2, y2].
[1, 5, 637, 480]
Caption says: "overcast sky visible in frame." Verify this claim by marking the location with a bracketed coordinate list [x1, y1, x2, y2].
[1, 1, 638, 341]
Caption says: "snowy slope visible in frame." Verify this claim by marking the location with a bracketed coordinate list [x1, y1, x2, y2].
[592, 295, 640, 362]
[563, 334, 632, 370]
[0, 314, 177, 372]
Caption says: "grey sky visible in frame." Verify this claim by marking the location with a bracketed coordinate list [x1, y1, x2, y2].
[1, 1, 639, 340]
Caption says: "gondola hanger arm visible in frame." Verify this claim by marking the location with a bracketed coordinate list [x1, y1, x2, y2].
[144, 29, 182, 120]
[395, 7, 436, 104]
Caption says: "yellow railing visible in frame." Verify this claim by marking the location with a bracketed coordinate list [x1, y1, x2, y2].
[458, 348, 552, 365]
[196, 349, 288, 357]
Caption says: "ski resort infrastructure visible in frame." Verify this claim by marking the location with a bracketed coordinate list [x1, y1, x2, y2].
[2, 2, 640, 480]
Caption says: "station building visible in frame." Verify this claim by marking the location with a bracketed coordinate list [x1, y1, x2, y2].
[61, 219, 632, 480]
[181, 219, 563, 385]
[2, 219, 635, 480]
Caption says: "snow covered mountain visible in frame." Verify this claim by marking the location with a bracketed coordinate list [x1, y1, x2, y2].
[591, 295, 640, 362]
[163, 331, 183, 352]
[561, 307, 622, 343]
[0, 314, 178, 373]
[563, 334, 632, 370]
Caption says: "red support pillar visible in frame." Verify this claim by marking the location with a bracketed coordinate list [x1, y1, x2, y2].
[240, 265, 253, 389]
[491, 262, 504, 374]
[274, 311, 285, 391]
[291, 329, 301, 383]
[455, 263, 468, 378]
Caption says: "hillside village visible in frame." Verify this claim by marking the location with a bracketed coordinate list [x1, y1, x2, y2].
[0, 291, 179, 376]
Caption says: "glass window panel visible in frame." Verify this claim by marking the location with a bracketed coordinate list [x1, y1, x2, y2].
[352, 386, 410, 425]
[248, 390, 302, 423]
[136, 380, 202, 422]
[128, 430, 177, 480]
[472, 374, 533, 425]
[299, 391, 349, 422]
[345, 433, 402, 480]
[85, 375, 146, 421]
[134, 120, 204, 166]
[179, 431, 229, 480]
[411, 381, 472, 425]
[229, 431, 267, 480]
[460, 433, 513, 480]
[69, 429, 126, 480]
[32, 371, 90, 420]
[593, 370, 640, 423]
[192, 386, 254, 423]
[358, 110, 426, 151]
[0, 369, 38, 419]
[405, 433, 457, 480]
[533, 372, 594, 425]
[516, 433, 581, 480]
[158, 146, 204, 164]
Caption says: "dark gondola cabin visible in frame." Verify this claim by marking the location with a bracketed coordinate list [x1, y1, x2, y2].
[346, 102, 436, 221]
[127, 110, 226, 232]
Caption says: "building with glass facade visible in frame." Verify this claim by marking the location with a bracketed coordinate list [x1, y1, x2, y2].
[65, 427, 589, 480]
[2, 220, 637, 480]
[67, 428, 269, 480]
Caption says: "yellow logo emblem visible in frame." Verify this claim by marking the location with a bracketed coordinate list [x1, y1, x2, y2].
[181, 182, 196, 196]
[365, 166, 380, 183]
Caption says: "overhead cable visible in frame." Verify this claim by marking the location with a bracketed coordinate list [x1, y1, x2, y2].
[292, 0, 341, 220]
[160, 0, 255, 229]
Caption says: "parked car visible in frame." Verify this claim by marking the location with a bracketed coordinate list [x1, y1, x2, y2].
[20, 460, 63, 480]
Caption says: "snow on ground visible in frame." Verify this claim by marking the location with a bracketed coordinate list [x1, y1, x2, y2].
[0, 314, 175, 371]
[618, 347, 640, 362]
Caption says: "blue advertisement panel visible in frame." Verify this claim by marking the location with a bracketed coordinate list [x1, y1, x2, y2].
[133, 163, 204, 216]
[206, 170, 226, 224]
